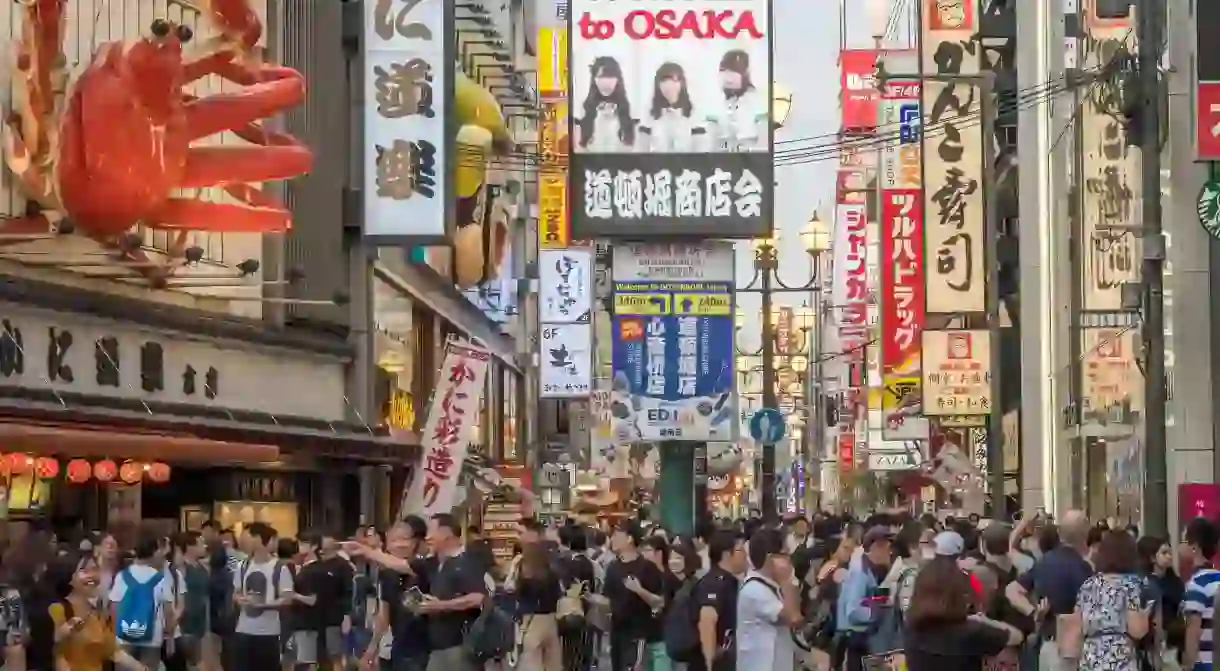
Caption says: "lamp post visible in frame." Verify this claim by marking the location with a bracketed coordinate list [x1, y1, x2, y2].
[739, 211, 831, 522]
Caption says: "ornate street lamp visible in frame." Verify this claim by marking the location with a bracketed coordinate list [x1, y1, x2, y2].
[738, 210, 830, 521]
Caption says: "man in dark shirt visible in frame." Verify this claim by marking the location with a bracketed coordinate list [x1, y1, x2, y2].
[604, 521, 666, 671]
[369, 517, 431, 671]
[692, 529, 748, 671]
[418, 513, 486, 671]
[1005, 510, 1092, 668]
[294, 530, 355, 670]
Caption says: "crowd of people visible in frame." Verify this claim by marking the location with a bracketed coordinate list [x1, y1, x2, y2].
[0, 507, 1210, 671]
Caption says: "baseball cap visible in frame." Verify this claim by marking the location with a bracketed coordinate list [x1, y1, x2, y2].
[933, 530, 965, 556]
[862, 525, 894, 549]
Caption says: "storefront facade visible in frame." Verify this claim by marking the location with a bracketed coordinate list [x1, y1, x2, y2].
[0, 275, 413, 540]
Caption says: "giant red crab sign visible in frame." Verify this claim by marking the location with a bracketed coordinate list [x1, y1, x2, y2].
[3, 0, 313, 285]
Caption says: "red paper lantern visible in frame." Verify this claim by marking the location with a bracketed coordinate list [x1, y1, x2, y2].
[7, 453, 31, 474]
[118, 461, 142, 485]
[66, 459, 92, 484]
[34, 457, 58, 480]
[146, 462, 171, 484]
[93, 459, 117, 483]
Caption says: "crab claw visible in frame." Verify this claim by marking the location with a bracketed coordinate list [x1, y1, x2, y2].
[204, 0, 263, 53]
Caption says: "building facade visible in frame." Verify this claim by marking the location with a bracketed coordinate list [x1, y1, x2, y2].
[0, 0, 536, 540]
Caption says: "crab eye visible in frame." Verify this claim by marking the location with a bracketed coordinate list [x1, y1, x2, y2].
[150, 19, 171, 38]
[176, 25, 193, 43]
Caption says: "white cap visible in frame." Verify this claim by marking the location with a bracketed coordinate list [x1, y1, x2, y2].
[933, 531, 965, 556]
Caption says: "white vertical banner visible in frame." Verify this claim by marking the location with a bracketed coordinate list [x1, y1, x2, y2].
[402, 340, 491, 517]
[1079, 5, 1141, 311]
[539, 249, 594, 398]
[362, 0, 454, 242]
[539, 249, 594, 323]
[541, 324, 594, 396]
[919, 0, 986, 313]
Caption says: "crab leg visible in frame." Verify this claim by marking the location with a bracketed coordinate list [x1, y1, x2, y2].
[11, 0, 67, 165]
[183, 72, 305, 142]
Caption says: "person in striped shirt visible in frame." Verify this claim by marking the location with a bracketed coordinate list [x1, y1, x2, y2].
[1181, 517, 1220, 671]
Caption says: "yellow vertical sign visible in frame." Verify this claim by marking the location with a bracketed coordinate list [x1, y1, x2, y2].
[538, 27, 568, 97]
[539, 100, 569, 248]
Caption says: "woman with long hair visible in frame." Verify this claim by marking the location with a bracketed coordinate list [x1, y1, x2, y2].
[637, 62, 705, 153]
[1138, 535, 1184, 671]
[516, 541, 564, 671]
[574, 56, 635, 152]
[904, 557, 1022, 671]
[707, 49, 768, 152]
[46, 553, 148, 671]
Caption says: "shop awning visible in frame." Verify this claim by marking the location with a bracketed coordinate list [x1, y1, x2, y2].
[0, 387, 419, 465]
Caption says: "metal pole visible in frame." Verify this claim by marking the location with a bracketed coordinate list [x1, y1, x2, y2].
[810, 252, 825, 512]
[760, 249, 778, 523]
[1138, 0, 1168, 538]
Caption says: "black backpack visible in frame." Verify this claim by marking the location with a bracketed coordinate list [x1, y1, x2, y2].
[663, 575, 704, 662]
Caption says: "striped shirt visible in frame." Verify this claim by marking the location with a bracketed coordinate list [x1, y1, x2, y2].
[1183, 567, 1220, 671]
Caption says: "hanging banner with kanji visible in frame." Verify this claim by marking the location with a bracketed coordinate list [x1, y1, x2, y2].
[403, 340, 491, 517]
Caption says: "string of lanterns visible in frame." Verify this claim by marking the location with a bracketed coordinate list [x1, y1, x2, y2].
[0, 455, 171, 484]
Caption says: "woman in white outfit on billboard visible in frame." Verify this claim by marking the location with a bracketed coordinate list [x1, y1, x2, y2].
[573, 55, 637, 153]
[636, 62, 709, 153]
[706, 49, 768, 152]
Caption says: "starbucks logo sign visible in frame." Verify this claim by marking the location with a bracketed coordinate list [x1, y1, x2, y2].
[1197, 180, 1220, 239]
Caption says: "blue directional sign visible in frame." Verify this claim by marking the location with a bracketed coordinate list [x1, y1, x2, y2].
[749, 408, 787, 445]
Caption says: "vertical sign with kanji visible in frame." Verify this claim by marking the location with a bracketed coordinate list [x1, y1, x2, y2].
[363, 0, 455, 242]
[402, 340, 492, 517]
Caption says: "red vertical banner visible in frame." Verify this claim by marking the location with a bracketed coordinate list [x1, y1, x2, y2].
[839, 49, 879, 131]
[878, 78, 928, 440]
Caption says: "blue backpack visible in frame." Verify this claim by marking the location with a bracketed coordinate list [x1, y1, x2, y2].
[115, 569, 163, 644]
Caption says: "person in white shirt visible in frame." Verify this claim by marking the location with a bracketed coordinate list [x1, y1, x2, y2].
[706, 49, 769, 153]
[108, 536, 177, 669]
[737, 529, 803, 671]
[637, 62, 708, 153]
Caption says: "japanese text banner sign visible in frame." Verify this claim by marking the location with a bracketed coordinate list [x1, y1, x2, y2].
[540, 100, 571, 249]
[567, 0, 774, 239]
[610, 279, 737, 442]
[539, 249, 594, 398]
[831, 202, 868, 470]
[403, 340, 491, 517]
[840, 49, 879, 131]
[879, 80, 928, 440]
[1080, 8, 1140, 311]
[362, 0, 455, 242]
[919, 0, 985, 313]
[921, 329, 992, 418]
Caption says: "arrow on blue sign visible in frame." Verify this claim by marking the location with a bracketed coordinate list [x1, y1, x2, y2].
[649, 296, 667, 310]
[681, 297, 694, 313]
[749, 408, 787, 445]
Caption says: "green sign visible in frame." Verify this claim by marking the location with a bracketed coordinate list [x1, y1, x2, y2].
[1198, 180, 1220, 239]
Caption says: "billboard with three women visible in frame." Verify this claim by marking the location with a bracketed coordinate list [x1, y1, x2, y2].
[567, 0, 774, 238]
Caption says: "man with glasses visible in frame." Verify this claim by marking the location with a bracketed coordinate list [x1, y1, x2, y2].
[737, 529, 803, 671]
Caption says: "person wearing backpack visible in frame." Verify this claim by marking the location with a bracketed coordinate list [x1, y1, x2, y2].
[107, 535, 176, 670]
[737, 529, 803, 671]
[231, 522, 294, 671]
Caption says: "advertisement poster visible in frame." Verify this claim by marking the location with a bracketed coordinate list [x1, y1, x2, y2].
[540, 100, 571, 248]
[567, 0, 774, 238]
[840, 49, 879, 130]
[921, 329, 992, 421]
[920, 1, 986, 313]
[879, 79, 927, 440]
[831, 202, 869, 471]
[541, 324, 594, 397]
[539, 248, 594, 398]
[402, 340, 490, 516]
[610, 277, 737, 442]
[363, 0, 454, 242]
